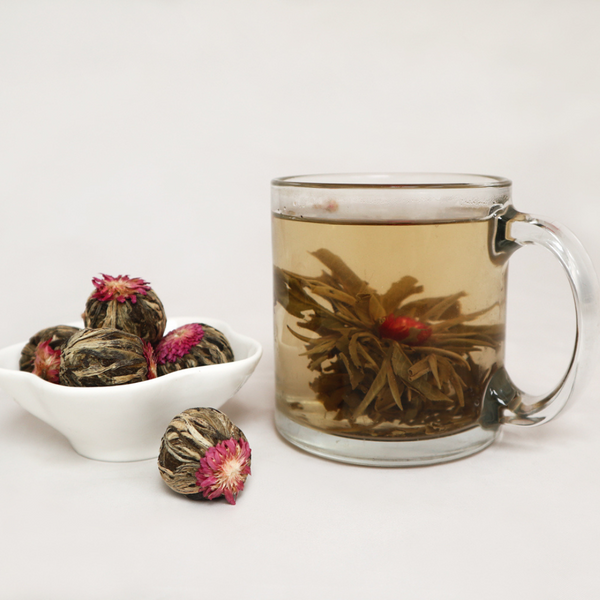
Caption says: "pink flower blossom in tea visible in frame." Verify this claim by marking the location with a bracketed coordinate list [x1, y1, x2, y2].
[379, 314, 432, 345]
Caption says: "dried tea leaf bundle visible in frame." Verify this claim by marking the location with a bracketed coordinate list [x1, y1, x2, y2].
[275, 248, 503, 439]
[158, 408, 251, 505]
[83, 274, 167, 345]
[19, 325, 80, 373]
[155, 323, 234, 377]
[59, 328, 157, 387]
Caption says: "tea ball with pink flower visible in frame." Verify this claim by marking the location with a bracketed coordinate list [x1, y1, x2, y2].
[83, 274, 166, 345]
[59, 328, 157, 387]
[158, 408, 251, 505]
[19, 325, 81, 384]
[155, 323, 234, 377]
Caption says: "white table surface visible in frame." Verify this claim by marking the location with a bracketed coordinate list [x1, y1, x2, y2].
[1, 2, 600, 598]
[2, 319, 600, 600]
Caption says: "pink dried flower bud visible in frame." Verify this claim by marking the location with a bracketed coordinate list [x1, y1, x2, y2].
[155, 323, 234, 376]
[144, 342, 157, 380]
[196, 438, 252, 505]
[91, 274, 151, 304]
[155, 323, 205, 364]
[19, 325, 80, 373]
[32, 340, 62, 384]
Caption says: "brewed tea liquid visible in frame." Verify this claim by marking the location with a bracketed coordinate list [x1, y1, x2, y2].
[273, 214, 507, 440]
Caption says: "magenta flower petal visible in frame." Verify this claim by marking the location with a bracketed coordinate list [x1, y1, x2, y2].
[143, 342, 157, 379]
[32, 339, 61, 384]
[91, 274, 151, 303]
[155, 324, 205, 365]
[195, 438, 252, 505]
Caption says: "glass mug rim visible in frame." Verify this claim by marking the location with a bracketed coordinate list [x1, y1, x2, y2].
[271, 172, 512, 190]
[271, 172, 512, 223]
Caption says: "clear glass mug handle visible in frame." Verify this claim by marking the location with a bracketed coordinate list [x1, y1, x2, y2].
[484, 207, 600, 426]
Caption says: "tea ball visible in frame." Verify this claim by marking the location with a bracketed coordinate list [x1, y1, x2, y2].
[83, 274, 166, 345]
[158, 408, 251, 505]
[155, 323, 234, 377]
[59, 328, 156, 387]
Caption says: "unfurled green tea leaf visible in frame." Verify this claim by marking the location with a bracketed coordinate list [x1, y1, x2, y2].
[407, 356, 432, 381]
[401, 295, 462, 320]
[428, 354, 441, 389]
[421, 292, 466, 320]
[357, 342, 379, 370]
[352, 357, 391, 418]
[303, 337, 337, 356]
[368, 294, 387, 322]
[386, 362, 404, 410]
[349, 332, 362, 367]
[430, 304, 498, 332]
[340, 352, 364, 390]
[381, 276, 423, 313]
[416, 346, 471, 368]
[311, 249, 370, 296]
[310, 285, 357, 306]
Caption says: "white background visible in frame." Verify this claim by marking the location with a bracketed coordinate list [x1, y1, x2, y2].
[1, 1, 599, 598]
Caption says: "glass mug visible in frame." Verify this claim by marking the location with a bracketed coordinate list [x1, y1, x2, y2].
[271, 173, 599, 466]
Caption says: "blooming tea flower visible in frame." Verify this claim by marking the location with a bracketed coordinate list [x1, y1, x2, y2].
[379, 314, 432, 345]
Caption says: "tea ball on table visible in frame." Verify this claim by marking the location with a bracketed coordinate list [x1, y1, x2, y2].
[83, 274, 166, 345]
[155, 323, 234, 377]
[158, 408, 251, 505]
[59, 328, 157, 386]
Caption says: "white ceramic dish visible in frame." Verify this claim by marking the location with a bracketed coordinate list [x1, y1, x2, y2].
[0, 317, 262, 462]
